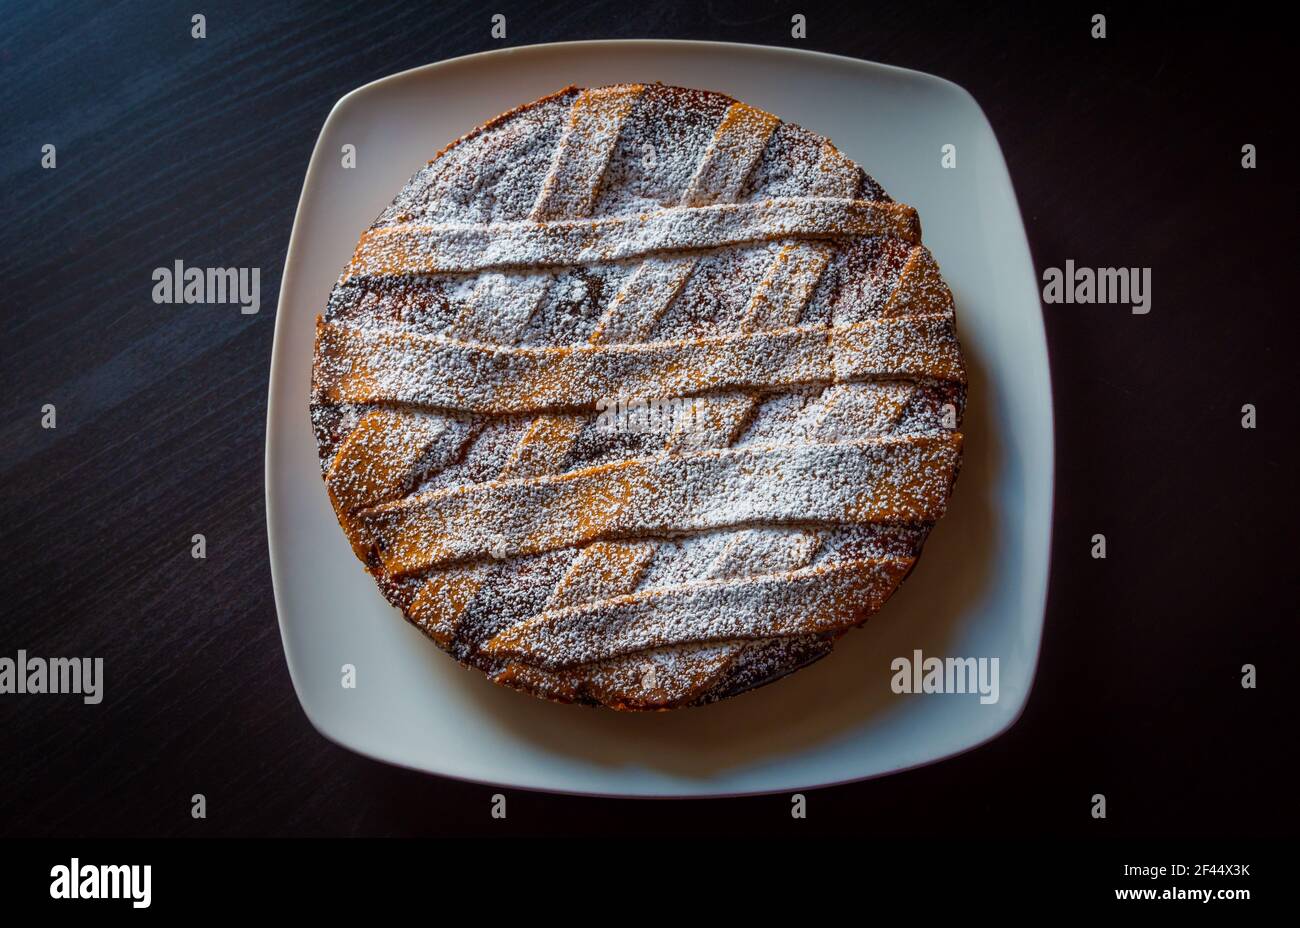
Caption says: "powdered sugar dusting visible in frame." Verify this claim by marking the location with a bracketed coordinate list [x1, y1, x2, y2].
[309, 82, 967, 710]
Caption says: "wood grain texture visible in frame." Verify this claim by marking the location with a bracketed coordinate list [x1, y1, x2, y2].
[0, 1, 1293, 837]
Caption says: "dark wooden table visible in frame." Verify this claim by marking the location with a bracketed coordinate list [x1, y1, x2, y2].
[1, 1, 1292, 837]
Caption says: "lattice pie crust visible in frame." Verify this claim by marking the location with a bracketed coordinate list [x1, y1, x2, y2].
[310, 83, 967, 710]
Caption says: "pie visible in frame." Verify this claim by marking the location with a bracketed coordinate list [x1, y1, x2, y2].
[310, 83, 966, 710]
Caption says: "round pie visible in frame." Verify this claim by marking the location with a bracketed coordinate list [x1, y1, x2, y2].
[310, 83, 966, 710]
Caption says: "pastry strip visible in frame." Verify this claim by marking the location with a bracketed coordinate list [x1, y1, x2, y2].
[531, 85, 644, 221]
[344, 197, 920, 277]
[362, 434, 961, 576]
[313, 312, 965, 414]
[483, 556, 914, 669]
[882, 245, 955, 317]
[680, 102, 780, 207]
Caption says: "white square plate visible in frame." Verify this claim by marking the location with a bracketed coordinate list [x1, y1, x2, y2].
[266, 40, 1053, 796]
